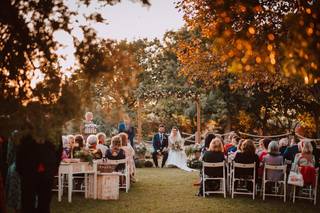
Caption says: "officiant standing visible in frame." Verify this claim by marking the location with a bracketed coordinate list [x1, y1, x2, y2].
[152, 124, 168, 168]
[118, 115, 135, 148]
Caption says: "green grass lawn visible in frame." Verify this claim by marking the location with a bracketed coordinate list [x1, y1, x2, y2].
[51, 168, 318, 213]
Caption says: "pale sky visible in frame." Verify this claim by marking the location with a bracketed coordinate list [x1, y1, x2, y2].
[96, 0, 185, 40]
[53, 0, 185, 74]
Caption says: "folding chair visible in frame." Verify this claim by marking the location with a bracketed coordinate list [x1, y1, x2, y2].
[106, 159, 130, 193]
[262, 164, 287, 202]
[293, 168, 318, 205]
[202, 161, 226, 198]
[231, 162, 256, 200]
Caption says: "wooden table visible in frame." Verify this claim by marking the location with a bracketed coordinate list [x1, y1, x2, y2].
[58, 161, 97, 203]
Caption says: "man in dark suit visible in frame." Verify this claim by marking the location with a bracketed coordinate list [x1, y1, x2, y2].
[152, 124, 168, 168]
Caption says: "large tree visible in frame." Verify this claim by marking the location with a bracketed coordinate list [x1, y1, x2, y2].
[0, 0, 150, 138]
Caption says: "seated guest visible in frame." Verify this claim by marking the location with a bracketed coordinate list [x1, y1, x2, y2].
[223, 133, 237, 154]
[198, 138, 225, 196]
[237, 139, 245, 152]
[119, 133, 136, 179]
[262, 141, 284, 182]
[258, 138, 271, 162]
[279, 138, 289, 155]
[292, 141, 316, 186]
[257, 138, 271, 177]
[86, 134, 102, 159]
[61, 136, 71, 159]
[72, 135, 84, 157]
[283, 136, 300, 163]
[293, 141, 315, 168]
[202, 133, 215, 154]
[234, 139, 259, 180]
[106, 136, 126, 171]
[311, 141, 320, 168]
[96, 132, 108, 158]
[228, 138, 245, 162]
[226, 135, 240, 154]
[67, 135, 75, 158]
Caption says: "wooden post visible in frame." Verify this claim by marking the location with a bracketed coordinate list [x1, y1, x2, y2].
[196, 97, 201, 144]
[137, 99, 143, 144]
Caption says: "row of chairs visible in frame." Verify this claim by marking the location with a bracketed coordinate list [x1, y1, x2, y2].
[202, 161, 319, 205]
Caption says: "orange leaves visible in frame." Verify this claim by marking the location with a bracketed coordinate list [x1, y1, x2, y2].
[267, 34, 275, 41]
[255, 56, 262, 63]
[306, 8, 312, 14]
[248, 27, 255, 35]
[306, 27, 314, 36]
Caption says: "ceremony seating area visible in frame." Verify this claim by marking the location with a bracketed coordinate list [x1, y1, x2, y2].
[199, 132, 320, 206]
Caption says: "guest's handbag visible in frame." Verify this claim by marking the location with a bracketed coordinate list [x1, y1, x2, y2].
[288, 171, 304, 187]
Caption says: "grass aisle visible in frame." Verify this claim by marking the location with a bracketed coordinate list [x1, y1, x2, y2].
[52, 168, 318, 213]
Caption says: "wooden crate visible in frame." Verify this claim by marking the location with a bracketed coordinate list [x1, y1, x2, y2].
[87, 173, 120, 200]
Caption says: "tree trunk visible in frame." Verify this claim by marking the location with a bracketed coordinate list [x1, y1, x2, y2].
[196, 98, 201, 144]
[137, 99, 143, 144]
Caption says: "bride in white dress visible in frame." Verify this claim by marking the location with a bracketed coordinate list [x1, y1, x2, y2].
[166, 127, 193, 172]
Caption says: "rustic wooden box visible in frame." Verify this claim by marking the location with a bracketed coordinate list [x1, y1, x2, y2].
[87, 173, 120, 200]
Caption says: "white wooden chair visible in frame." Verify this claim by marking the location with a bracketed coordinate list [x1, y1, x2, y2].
[202, 161, 226, 198]
[293, 168, 318, 205]
[231, 162, 256, 200]
[105, 159, 130, 193]
[262, 164, 287, 202]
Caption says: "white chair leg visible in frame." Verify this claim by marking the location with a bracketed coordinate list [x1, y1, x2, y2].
[231, 179, 235, 199]
[293, 186, 296, 203]
[284, 183, 286, 203]
[203, 178, 206, 198]
[253, 180, 255, 200]
[262, 180, 265, 201]
[84, 173, 88, 198]
[58, 173, 62, 202]
[223, 178, 226, 198]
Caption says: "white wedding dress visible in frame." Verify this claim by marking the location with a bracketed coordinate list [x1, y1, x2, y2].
[166, 130, 193, 172]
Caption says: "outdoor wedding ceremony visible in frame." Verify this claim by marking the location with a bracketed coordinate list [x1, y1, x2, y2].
[1, 0, 320, 212]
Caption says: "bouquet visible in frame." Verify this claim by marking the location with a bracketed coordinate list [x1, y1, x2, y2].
[171, 140, 183, 151]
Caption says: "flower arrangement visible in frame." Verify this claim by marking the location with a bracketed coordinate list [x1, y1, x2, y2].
[74, 148, 94, 165]
[135, 143, 147, 156]
[185, 143, 202, 157]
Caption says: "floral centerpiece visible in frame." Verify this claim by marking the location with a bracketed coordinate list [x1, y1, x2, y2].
[185, 143, 202, 158]
[135, 143, 147, 159]
[74, 148, 94, 165]
[185, 143, 203, 169]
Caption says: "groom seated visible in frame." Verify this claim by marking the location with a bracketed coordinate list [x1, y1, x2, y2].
[152, 124, 169, 168]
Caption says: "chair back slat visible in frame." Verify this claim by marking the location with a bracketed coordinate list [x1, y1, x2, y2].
[105, 159, 127, 165]
[233, 162, 255, 168]
[202, 161, 225, 168]
[265, 164, 287, 171]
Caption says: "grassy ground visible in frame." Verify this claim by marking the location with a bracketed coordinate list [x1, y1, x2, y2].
[51, 168, 318, 213]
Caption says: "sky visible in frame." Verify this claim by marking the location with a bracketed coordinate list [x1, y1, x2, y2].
[53, 0, 185, 74]
[96, 0, 185, 40]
